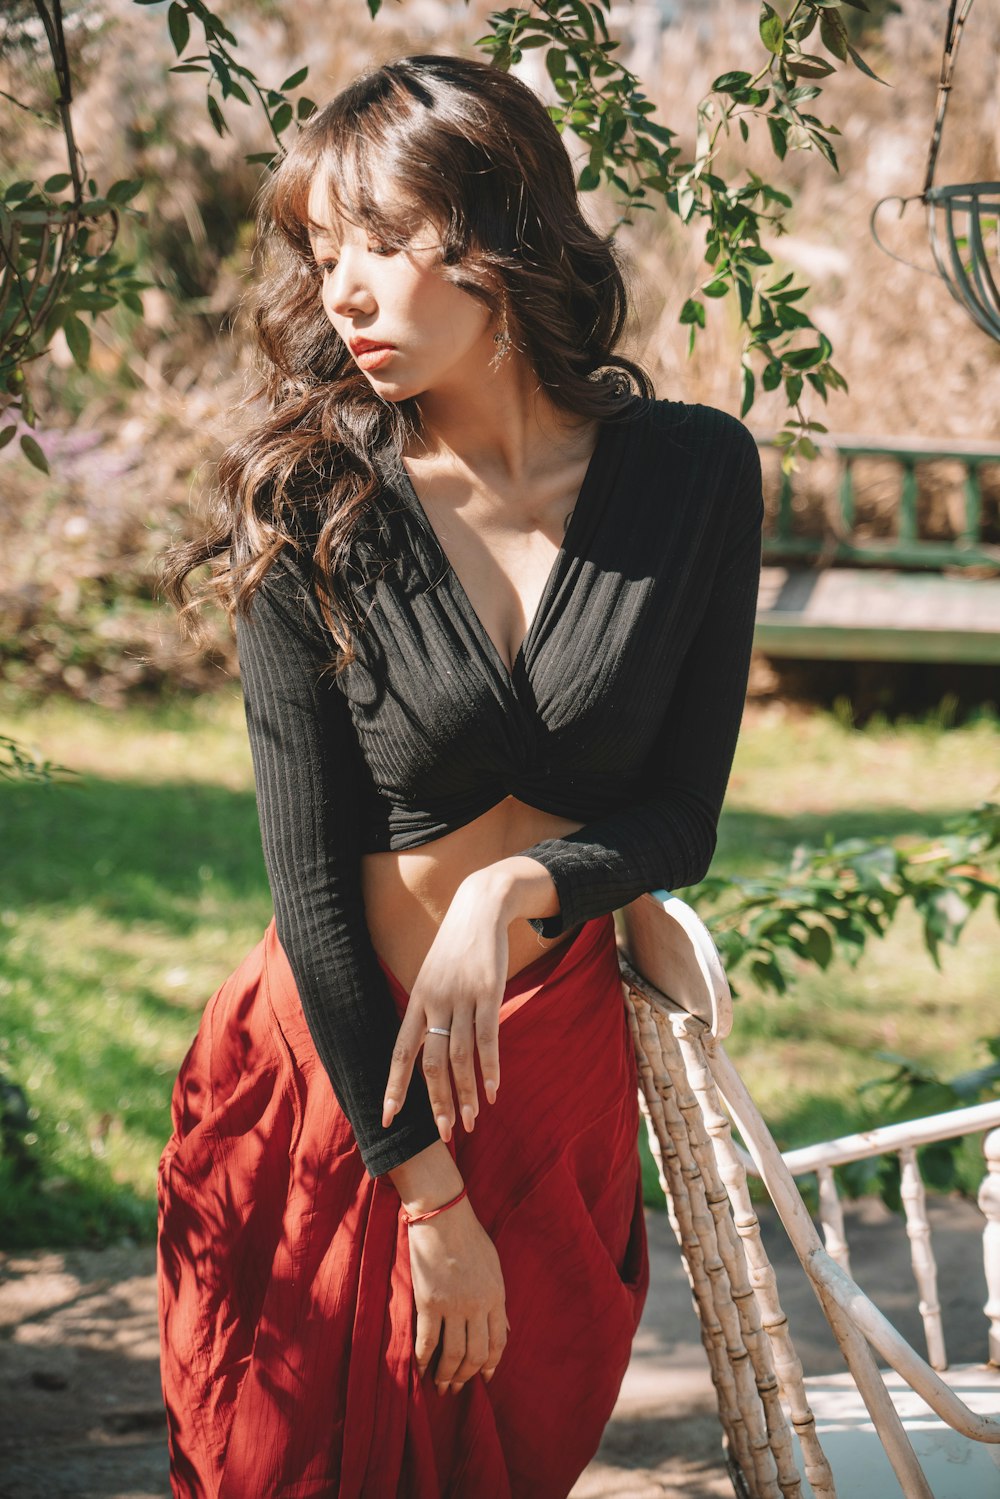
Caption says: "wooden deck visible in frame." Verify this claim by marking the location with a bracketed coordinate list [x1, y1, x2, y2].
[754, 565, 1000, 663]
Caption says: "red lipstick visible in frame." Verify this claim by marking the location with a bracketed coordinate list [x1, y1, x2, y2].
[348, 336, 396, 372]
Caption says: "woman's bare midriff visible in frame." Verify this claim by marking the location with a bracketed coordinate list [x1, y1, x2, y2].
[361, 795, 585, 994]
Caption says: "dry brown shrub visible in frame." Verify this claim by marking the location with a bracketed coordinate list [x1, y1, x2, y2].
[2, 0, 999, 702]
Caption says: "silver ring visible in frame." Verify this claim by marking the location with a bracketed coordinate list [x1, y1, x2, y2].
[427, 1026, 451, 1037]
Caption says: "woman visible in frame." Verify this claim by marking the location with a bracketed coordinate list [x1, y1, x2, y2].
[158, 51, 763, 1499]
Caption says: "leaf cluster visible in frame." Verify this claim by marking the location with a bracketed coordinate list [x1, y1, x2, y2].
[479, 0, 887, 466]
[0, 733, 78, 785]
[1, 0, 317, 452]
[0, 175, 149, 472]
[695, 799, 1000, 997]
[3, 0, 884, 470]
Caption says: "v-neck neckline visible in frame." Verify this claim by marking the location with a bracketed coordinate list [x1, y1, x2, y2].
[396, 417, 613, 684]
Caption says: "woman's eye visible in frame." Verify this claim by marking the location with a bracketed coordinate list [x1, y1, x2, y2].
[315, 259, 338, 276]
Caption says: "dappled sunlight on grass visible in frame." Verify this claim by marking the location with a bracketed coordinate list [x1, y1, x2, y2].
[2, 692, 998, 1245]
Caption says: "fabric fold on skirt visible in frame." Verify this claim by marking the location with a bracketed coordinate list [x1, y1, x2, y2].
[157, 913, 650, 1498]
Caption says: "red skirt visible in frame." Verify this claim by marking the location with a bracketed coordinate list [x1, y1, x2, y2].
[156, 912, 649, 1498]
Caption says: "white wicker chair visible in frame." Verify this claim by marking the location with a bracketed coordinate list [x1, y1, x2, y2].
[617, 889, 1000, 1498]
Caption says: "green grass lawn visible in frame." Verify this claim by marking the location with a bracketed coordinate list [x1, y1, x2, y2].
[2, 689, 998, 1247]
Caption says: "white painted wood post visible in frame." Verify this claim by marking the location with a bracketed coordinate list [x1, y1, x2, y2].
[816, 1165, 852, 1277]
[979, 1127, 1000, 1368]
[899, 1145, 947, 1371]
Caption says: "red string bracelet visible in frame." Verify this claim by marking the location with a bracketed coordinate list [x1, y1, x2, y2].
[401, 1185, 468, 1226]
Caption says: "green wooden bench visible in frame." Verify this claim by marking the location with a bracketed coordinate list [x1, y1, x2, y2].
[752, 433, 1000, 664]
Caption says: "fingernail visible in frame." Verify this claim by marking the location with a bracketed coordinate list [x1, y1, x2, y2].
[485, 1081, 497, 1104]
[462, 1105, 475, 1133]
[435, 1381, 447, 1395]
[382, 1098, 396, 1127]
[436, 1114, 452, 1141]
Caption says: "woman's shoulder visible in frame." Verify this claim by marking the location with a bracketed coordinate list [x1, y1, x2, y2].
[630, 397, 762, 506]
[639, 396, 758, 462]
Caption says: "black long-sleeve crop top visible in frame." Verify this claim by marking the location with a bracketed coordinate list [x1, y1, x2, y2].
[235, 396, 764, 1176]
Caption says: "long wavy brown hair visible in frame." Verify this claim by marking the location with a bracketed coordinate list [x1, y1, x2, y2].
[161, 51, 654, 666]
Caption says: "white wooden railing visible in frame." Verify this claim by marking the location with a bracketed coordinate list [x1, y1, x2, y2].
[735, 1103, 1000, 1372]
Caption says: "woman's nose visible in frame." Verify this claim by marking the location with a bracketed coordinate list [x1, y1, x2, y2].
[326, 253, 376, 319]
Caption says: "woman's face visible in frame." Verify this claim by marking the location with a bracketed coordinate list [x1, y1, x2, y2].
[305, 173, 494, 402]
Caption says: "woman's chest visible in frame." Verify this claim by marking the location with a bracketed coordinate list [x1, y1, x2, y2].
[337, 478, 718, 803]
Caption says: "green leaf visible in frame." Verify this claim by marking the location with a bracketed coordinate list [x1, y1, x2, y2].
[679, 297, 706, 328]
[762, 360, 782, 392]
[0, 424, 17, 451]
[846, 39, 888, 85]
[784, 371, 803, 405]
[19, 433, 49, 474]
[759, 2, 784, 55]
[271, 102, 293, 134]
[742, 244, 773, 266]
[297, 96, 317, 121]
[63, 314, 91, 369]
[281, 66, 309, 91]
[367, 0, 382, 16]
[107, 178, 144, 205]
[820, 12, 848, 61]
[702, 278, 729, 298]
[713, 71, 753, 93]
[168, 2, 189, 55]
[767, 115, 788, 160]
[169, 63, 209, 74]
[546, 47, 569, 84]
[783, 344, 826, 370]
[786, 54, 835, 79]
[43, 173, 72, 193]
[739, 118, 749, 143]
[803, 923, 839, 971]
[206, 94, 227, 137]
[740, 362, 755, 418]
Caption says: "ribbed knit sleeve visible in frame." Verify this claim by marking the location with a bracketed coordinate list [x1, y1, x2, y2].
[235, 555, 440, 1176]
[519, 416, 764, 937]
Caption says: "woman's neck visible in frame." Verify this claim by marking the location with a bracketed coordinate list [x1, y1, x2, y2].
[408, 355, 590, 492]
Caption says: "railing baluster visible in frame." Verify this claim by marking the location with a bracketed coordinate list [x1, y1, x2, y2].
[838, 457, 854, 533]
[816, 1165, 852, 1277]
[963, 459, 983, 544]
[778, 462, 794, 544]
[979, 1127, 1000, 1367]
[898, 459, 918, 544]
[898, 1145, 948, 1371]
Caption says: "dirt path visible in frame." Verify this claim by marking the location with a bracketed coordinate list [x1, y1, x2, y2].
[0, 1198, 991, 1497]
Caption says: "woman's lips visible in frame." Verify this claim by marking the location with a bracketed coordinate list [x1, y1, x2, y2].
[353, 344, 396, 371]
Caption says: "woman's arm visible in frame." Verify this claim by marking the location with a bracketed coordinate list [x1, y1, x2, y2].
[236, 553, 441, 1176]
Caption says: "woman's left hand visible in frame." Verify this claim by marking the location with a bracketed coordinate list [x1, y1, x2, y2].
[382, 870, 510, 1142]
[382, 855, 560, 1141]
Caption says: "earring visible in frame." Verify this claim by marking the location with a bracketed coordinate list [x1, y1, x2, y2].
[490, 294, 512, 368]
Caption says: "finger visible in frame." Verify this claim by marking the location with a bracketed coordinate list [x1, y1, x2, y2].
[421, 1032, 455, 1142]
[383, 1007, 425, 1127]
[449, 1314, 489, 1390]
[475, 1001, 501, 1106]
[414, 1308, 442, 1379]
[448, 1011, 479, 1134]
[434, 1316, 467, 1393]
[483, 1304, 509, 1383]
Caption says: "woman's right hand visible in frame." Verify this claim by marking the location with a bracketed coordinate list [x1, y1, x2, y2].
[406, 1197, 509, 1394]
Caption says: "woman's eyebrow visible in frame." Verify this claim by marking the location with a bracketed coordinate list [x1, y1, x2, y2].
[306, 217, 339, 247]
